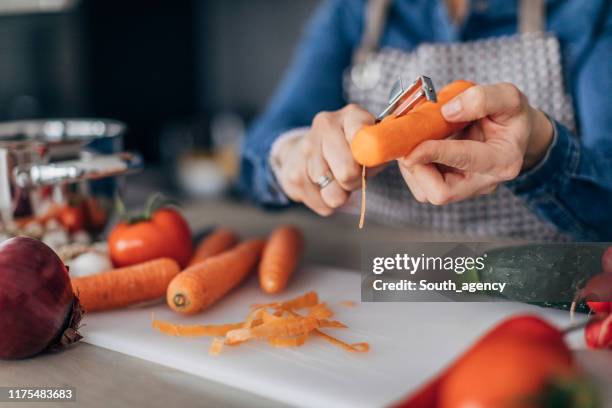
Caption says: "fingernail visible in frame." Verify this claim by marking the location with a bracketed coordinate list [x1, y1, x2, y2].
[442, 98, 462, 118]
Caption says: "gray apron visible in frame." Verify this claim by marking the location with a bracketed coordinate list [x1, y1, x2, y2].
[344, 0, 575, 241]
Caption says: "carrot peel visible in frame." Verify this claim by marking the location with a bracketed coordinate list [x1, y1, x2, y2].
[154, 291, 369, 355]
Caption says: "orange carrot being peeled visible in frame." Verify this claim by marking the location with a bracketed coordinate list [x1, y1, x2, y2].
[167, 239, 266, 314]
[71, 258, 180, 312]
[351, 80, 476, 167]
[188, 228, 239, 266]
[259, 225, 304, 294]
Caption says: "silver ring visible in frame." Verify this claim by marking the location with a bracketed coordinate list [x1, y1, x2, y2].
[315, 173, 333, 189]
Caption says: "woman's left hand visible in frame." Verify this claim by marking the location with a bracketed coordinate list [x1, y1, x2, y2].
[398, 83, 555, 205]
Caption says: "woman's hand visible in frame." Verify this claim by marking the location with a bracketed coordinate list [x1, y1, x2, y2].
[275, 104, 377, 216]
[398, 83, 554, 205]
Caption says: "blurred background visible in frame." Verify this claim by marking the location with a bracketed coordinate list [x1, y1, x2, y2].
[0, 0, 318, 196]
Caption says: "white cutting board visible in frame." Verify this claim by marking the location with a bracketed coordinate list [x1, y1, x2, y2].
[81, 266, 585, 408]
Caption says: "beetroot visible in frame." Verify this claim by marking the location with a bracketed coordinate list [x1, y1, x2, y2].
[0, 237, 82, 359]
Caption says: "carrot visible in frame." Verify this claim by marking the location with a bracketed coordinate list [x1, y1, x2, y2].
[259, 225, 304, 294]
[188, 228, 239, 267]
[351, 80, 476, 167]
[72, 258, 180, 312]
[167, 239, 266, 314]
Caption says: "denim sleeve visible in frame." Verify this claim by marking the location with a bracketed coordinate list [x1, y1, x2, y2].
[505, 8, 612, 241]
[239, 0, 362, 207]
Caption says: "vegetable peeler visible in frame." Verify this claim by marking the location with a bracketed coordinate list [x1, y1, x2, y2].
[376, 76, 437, 122]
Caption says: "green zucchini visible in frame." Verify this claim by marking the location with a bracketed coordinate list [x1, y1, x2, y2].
[477, 244, 606, 312]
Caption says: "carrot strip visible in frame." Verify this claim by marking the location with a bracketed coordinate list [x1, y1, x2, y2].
[319, 319, 347, 329]
[285, 308, 367, 351]
[243, 308, 265, 328]
[253, 291, 319, 310]
[72, 258, 181, 312]
[227, 316, 320, 343]
[259, 225, 304, 294]
[262, 309, 282, 324]
[340, 301, 356, 308]
[308, 303, 334, 319]
[153, 290, 369, 354]
[188, 228, 239, 267]
[313, 330, 370, 353]
[152, 320, 244, 337]
[268, 334, 308, 348]
[209, 338, 225, 356]
[167, 239, 266, 315]
[359, 165, 366, 229]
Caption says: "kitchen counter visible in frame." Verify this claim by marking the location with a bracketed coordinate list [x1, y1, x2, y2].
[2, 197, 611, 407]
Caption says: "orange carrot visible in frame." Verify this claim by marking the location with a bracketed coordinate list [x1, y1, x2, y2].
[167, 239, 266, 314]
[72, 258, 180, 312]
[351, 80, 476, 167]
[259, 225, 304, 294]
[188, 228, 239, 266]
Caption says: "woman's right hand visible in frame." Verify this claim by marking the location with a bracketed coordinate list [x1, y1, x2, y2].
[275, 104, 376, 216]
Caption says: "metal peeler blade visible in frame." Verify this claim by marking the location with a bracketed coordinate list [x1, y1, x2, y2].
[376, 75, 437, 122]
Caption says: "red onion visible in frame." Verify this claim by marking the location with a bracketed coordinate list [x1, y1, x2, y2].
[0, 236, 82, 359]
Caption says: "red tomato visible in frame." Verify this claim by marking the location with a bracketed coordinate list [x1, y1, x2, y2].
[108, 208, 192, 268]
[585, 316, 612, 349]
[587, 301, 612, 315]
[439, 336, 575, 408]
[396, 316, 575, 408]
[59, 205, 86, 233]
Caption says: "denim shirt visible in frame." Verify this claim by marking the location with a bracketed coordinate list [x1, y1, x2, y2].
[240, 0, 612, 241]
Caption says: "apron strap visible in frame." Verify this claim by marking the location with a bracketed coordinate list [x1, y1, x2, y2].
[352, 0, 546, 64]
[519, 0, 545, 33]
[352, 0, 393, 65]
